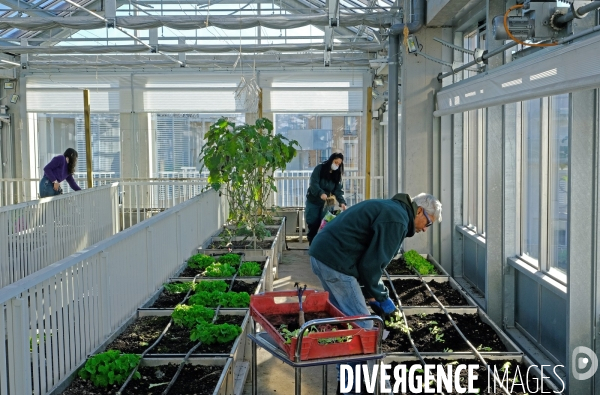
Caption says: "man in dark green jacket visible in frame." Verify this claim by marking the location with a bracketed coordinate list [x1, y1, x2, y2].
[308, 192, 442, 325]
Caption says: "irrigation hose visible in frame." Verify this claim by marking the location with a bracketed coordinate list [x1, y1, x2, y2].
[383, 269, 447, 395]
[504, 4, 557, 47]
[407, 266, 512, 395]
[118, 253, 243, 394]
[162, 305, 223, 395]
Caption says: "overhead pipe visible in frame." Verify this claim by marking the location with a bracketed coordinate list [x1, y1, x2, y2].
[553, 0, 600, 26]
[385, 0, 425, 196]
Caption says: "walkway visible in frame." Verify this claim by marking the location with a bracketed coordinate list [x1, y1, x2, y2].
[243, 241, 339, 394]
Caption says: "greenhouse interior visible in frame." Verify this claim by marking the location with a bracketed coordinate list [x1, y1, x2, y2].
[0, 0, 599, 392]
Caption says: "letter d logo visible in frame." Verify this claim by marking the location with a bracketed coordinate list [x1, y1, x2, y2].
[572, 346, 599, 380]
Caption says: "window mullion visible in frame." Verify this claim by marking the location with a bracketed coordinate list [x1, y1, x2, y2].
[539, 97, 550, 272]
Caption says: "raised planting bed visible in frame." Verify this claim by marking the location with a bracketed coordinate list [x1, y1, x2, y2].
[384, 252, 448, 276]
[101, 308, 250, 367]
[144, 279, 261, 309]
[60, 357, 233, 395]
[383, 278, 474, 307]
[382, 307, 520, 355]
[380, 355, 559, 395]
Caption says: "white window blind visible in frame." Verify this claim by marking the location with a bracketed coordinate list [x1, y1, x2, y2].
[261, 72, 365, 113]
[75, 114, 121, 176]
[26, 73, 252, 113]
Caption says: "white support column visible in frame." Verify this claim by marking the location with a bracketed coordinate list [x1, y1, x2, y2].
[7, 298, 32, 395]
[566, 88, 596, 394]
[324, 0, 338, 66]
[178, 37, 186, 67]
[484, 0, 506, 324]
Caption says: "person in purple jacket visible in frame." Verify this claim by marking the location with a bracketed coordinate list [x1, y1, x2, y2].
[39, 148, 81, 198]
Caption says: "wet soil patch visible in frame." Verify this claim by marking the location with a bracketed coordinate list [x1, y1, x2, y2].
[106, 315, 244, 355]
[382, 313, 506, 353]
[387, 359, 544, 395]
[178, 261, 266, 278]
[62, 363, 222, 394]
[150, 280, 259, 308]
[385, 256, 440, 275]
[106, 316, 171, 354]
[384, 279, 468, 306]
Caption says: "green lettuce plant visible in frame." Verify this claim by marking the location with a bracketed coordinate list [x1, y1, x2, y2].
[187, 254, 215, 270]
[163, 282, 195, 294]
[204, 263, 237, 277]
[195, 280, 228, 293]
[171, 305, 215, 328]
[190, 323, 242, 344]
[238, 261, 262, 276]
[78, 350, 140, 387]
[217, 253, 242, 267]
[403, 250, 436, 275]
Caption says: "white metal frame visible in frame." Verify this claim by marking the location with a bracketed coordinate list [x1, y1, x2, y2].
[0, 189, 225, 395]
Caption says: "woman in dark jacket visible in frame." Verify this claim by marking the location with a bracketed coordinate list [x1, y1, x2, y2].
[305, 152, 347, 244]
[39, 148, 81, 198]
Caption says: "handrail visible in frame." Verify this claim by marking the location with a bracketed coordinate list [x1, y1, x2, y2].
[0, 189, 217, 305]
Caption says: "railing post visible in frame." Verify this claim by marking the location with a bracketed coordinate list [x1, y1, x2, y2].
[6, 297, 32, 395]
[146, 228, 155, 294]
[176, 212, 182, 270]
[0, 212, 8, 287]
[46, 201, 56, 264]
[99, 252, 111, 337]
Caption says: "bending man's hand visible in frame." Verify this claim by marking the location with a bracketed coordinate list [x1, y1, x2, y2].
[340, 204, 347, 211]
[320, 193, 327, 201]
[369, 297, 397, 320]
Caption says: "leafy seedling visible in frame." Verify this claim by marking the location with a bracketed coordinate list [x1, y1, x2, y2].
[187, 254, 215, 270]
[403, 250, 437, 275]
[477, 344, 493, 352]
[163, 282, 195, 294]
[78, 350, 140, 388]
[238, 261, 262, 276]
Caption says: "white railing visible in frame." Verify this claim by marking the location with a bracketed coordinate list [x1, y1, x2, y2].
[0, 179, 39, 206]
[273, 171, 384, 207]
[118, 180, 208, 229]
[0, 190, 226, 395]
[0, 184, 119, 288]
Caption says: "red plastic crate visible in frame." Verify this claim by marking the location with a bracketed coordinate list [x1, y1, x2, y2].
[250, 290, 379, 361]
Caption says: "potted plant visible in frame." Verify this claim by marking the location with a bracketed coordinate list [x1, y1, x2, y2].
[200, 117, 299, 249]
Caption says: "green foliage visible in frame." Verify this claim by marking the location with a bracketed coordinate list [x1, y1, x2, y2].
[171, 305, 215, 328]
[187, 254, 215, 270]
[385, 311, 412, 334]
[188, 291, 250, 308]
[163, 282, 195, 294]
[204, 263, 237, 277]
[403, 250, 436, 275]
[200, 117, 299, 244]
[190, 323, 242, 344]
[238, 261, 262, 276]
[78, 350, 141, 388]
[278, 324, 353, 345]
[477, 344, 492, 352]
[195, 280, 228, 293]
[217, 253, 242, 267]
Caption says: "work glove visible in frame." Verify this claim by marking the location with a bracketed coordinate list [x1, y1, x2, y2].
[369, 297, 397, 320]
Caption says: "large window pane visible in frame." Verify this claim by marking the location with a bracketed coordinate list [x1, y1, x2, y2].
[522, 99, 541, 260]
[274, 114, 363, 206]
[548, 94, 569, 271]
[36, 113, 121, 181]
[154, 113, 244, 176]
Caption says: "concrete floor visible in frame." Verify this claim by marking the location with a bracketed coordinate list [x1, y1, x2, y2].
[242, 241, 340, 394]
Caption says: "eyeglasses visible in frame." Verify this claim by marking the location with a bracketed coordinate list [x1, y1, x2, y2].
[423, 210, 432, 228]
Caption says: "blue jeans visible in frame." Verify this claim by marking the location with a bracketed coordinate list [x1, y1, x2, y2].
[39, 175, 62, 198]
[310, 255, 376, 389]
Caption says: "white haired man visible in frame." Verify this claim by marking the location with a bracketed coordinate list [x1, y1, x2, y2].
[308, 192, 442, 393]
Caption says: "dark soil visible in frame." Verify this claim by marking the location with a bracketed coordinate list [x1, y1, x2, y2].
[153, 314, 245, 355]
[62, 363, 222, 395]
[150, 280, 259, 308]
[382, 313, 506, 353]
[264, 312, 330, 331]
[384, 279, 468, 306]
[178, 261, 266, 278]
[106, 315, 244, 355]
[207, 240, 274, 250]
[386, 359, 547, 395]
[106, 316, 171, 354]
[385, 256, 440, 275]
